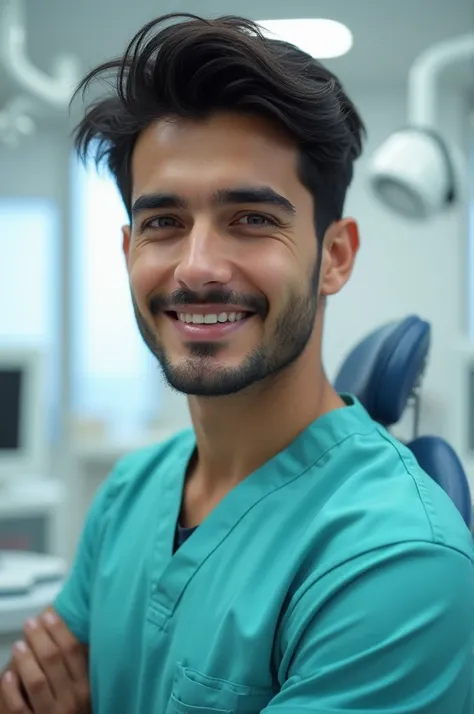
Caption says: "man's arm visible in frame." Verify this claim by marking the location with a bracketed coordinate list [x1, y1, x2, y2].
[0, 656, 21, 710]
[0, 608, 89, 713]
[264, 542, 474, 713]
[0, 607, 55, 708]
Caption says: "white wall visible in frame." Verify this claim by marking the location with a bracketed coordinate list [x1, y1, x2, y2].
[324, 86, 474, 484]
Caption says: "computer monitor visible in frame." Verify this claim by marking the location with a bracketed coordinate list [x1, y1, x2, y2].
[0, 349, 45, 481]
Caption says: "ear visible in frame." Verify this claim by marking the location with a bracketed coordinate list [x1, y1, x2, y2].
[319, 218, 359, 297]
[122, 225, 131, 265]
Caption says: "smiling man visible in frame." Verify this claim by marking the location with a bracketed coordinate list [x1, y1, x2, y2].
[127, 115, 332, 404]
[2, 12, 474, 714]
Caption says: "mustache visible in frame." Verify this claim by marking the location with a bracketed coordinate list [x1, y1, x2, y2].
[148, 288, 269, 319]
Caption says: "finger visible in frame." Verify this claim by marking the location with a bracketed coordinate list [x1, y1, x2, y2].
[1, 669, 33, 714]
[12, 641, 54, 712]
[40, 609, 89, 683]
[23, 617, 72, 700]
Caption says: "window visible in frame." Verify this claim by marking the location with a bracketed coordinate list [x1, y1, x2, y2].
[0, 198, 60, 439]
[70, 157, 162, 434]
[469, 112, 474, 341]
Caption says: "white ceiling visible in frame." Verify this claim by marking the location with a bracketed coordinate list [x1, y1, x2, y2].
[20, 0, 473, 90]
[0, 0, 472, 119]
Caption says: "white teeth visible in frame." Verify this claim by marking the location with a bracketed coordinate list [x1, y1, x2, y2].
[177, 311, 247, 324]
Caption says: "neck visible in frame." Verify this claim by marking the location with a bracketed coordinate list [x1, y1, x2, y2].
[187, 346, 344, 489]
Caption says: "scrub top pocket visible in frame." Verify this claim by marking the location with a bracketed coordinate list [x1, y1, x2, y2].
[166, 663, 273, 714]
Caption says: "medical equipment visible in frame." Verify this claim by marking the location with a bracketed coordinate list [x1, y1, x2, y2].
[369, 34, 474, 219]
[335, 315, 472, 526]
[0, 348, 45, 482]
[0, 0, 81, 146]
[0, 0, 80, 107]
[0, 349, 66, 666]
[0, 347, 63, 557]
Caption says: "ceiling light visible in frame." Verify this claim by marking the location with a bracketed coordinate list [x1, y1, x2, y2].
[259, 18, 353, 59]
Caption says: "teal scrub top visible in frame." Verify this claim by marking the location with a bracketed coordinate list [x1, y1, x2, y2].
[54, 397, 474, 713]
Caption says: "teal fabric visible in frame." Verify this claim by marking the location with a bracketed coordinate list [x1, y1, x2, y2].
[54, 397, 474, 713]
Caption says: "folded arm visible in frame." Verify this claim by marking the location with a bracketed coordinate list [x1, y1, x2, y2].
[0, 608, 89, 713]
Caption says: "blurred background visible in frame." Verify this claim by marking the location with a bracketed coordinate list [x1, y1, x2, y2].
[0, 0, 472, 569]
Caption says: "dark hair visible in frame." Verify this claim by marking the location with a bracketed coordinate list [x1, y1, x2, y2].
[74, 13, 366, 241]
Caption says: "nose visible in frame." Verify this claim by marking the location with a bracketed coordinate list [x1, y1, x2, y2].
[174, 225, 233, 292]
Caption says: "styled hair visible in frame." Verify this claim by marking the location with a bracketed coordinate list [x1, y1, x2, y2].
[74, 13, 366, 241]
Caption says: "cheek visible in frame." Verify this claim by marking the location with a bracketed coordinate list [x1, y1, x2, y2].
[246, 250, 299, 313]
[128, 248, 168, 303]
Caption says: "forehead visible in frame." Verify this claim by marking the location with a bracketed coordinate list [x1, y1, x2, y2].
[131, 112, 302, 200]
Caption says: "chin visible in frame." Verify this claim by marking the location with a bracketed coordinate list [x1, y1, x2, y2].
[160, 358, 261, 397]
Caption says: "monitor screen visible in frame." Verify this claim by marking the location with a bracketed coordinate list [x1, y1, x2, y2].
[0, 368, 23, 450]
[0, 350, 44, 479]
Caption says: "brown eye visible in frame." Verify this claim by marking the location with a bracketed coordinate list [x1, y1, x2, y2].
[235, 214, 276, 227]
[143, 216, 180, 230]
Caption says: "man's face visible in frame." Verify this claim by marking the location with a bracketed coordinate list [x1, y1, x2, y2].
[124, 113, 328, 397]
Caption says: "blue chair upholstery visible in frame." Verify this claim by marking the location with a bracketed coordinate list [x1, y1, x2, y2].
[408, 437, 472, 527]
[334, 316, 472, 528]
[334, 316, 430, 428]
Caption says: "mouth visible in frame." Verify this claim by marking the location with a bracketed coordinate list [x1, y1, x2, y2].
[165, 307, 255, 341]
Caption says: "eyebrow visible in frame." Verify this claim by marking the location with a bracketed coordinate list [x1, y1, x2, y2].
[131, 186, 296, 217]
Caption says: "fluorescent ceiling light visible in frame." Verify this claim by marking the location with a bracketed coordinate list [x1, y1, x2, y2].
[259, 18, 353, 59]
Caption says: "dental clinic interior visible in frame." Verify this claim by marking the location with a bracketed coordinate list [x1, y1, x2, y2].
[0, 0, 473, 667]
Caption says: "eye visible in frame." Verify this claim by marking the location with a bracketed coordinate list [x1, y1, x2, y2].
[235, 213, 277, 228]
[142, 215, 181, 230]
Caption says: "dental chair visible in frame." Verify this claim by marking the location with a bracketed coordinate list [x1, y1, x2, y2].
[334, 315, 472, 529]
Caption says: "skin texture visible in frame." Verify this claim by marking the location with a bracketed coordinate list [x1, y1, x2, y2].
[0, 609, 89, 714]
[123, 111, 359, 525]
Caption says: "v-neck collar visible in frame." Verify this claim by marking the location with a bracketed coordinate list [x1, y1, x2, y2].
[146, 396, 374, 630]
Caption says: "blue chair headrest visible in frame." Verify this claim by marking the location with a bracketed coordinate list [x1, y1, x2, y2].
[408, 436, 472, 528]
[334, 316, 431, 426]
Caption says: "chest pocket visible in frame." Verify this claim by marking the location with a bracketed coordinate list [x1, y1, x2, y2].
[167, 663, 273, 714]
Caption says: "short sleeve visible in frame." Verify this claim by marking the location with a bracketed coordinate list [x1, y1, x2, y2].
[264, 542, 474, 713]
[53, 471, 118, 644]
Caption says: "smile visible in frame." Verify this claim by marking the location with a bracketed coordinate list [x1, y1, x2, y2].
[166, 308, 255, 341]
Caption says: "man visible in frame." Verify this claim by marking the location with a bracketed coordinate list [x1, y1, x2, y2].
[2, 12, 473, 714]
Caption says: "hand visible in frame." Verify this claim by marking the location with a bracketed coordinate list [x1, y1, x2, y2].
[0, 609, 90, 713]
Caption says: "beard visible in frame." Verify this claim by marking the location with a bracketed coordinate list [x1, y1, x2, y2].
[132, 261, 320, 398]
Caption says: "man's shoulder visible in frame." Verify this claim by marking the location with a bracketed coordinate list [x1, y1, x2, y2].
[279, 426, 474, 616]
[319, 423, 474, 564]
